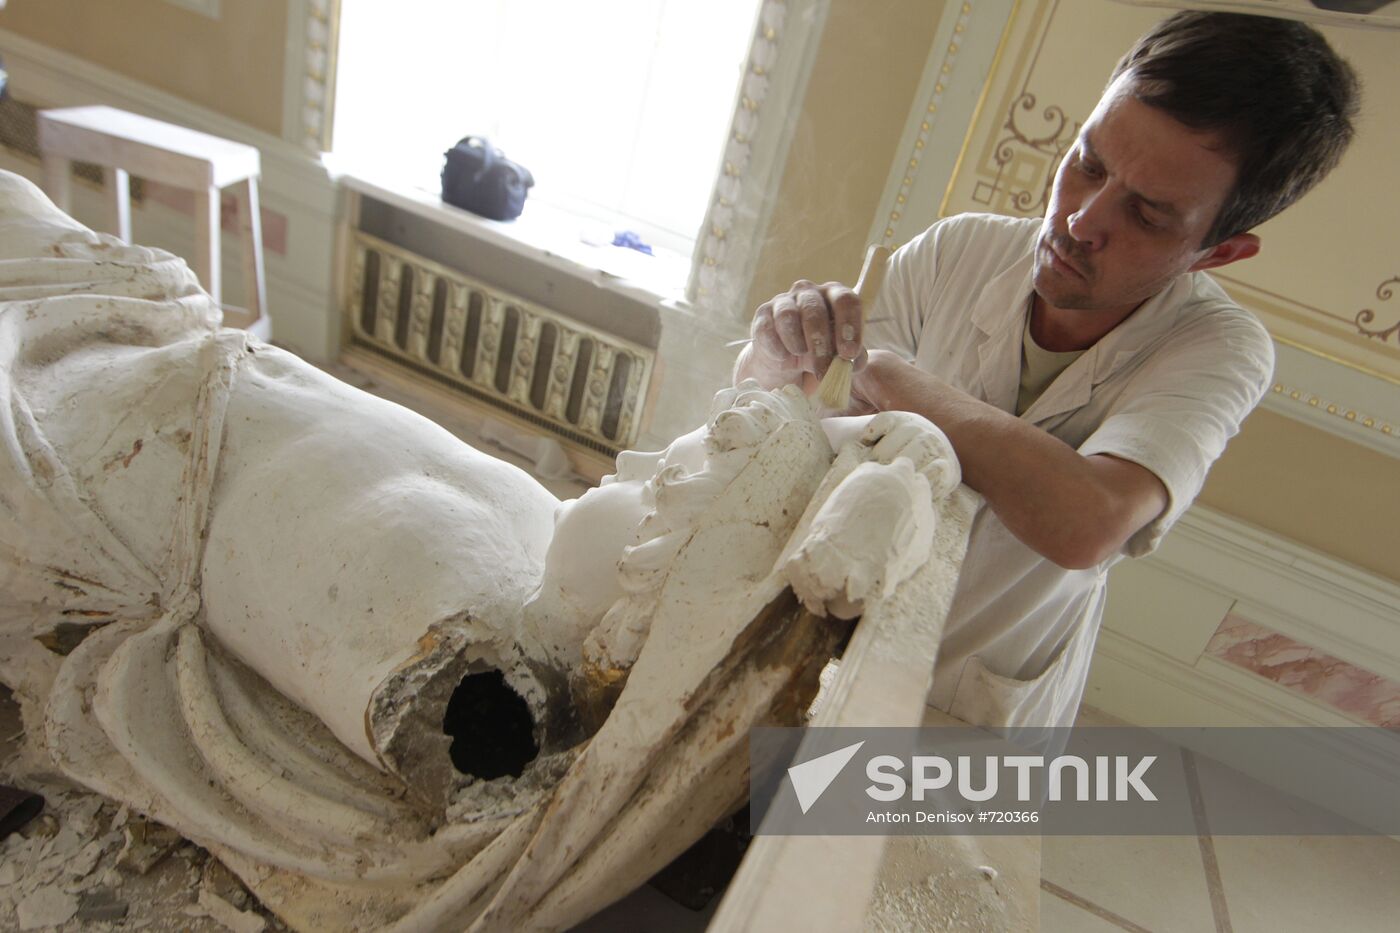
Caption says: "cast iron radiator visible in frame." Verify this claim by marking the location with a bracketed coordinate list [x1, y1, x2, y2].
[346, 232, 656, 454]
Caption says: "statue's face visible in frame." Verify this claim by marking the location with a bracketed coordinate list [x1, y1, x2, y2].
[534, 425, 712, 640]
[543, 481, 649, 624]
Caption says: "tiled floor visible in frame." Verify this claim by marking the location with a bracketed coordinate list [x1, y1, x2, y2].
[1039, 705, 1400, 933]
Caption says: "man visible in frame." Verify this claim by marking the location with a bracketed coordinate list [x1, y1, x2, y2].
[734, 12, 1359, 730]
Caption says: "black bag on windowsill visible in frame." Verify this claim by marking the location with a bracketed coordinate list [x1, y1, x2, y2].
[441, 137, 534, 221]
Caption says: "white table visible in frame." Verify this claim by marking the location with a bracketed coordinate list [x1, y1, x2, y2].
[37, 105, 269, 339]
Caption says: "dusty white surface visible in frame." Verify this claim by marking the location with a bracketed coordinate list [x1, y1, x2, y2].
[0, 685, 279, 932]
[867, 834, 1039, 932]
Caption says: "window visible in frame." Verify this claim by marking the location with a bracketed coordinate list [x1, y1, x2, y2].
[332, 0, 763, 260]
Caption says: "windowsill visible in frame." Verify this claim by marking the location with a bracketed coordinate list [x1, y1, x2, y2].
[326, 156, 696, 312]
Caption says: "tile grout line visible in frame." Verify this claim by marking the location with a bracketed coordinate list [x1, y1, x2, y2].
[1040, 879, 1155, 933]
[1182, 747, 1234, 933]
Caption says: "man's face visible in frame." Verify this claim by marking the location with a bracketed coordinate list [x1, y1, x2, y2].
[1034, 76, 1241, 317]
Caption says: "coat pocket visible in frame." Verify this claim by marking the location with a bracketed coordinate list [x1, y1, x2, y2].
[947, 650, 1071, 732]
[947, 613, 1100, 736]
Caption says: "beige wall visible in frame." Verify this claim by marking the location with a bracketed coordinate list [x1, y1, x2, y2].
[745, 0, 945, 310]
[1198, 408, 1399, 583]
[0, 0, 288, 136]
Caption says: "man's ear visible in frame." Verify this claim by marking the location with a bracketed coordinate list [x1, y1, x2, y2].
[1190, 232, 1260, 272]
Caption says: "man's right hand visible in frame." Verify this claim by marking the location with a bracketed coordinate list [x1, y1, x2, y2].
[739, 279, 868, 388]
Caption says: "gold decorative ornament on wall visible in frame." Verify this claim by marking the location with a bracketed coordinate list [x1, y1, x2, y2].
[1354, 276, 1400, 343]
[1269, 382, 1394, 437]
[974, 91, 1079, 215]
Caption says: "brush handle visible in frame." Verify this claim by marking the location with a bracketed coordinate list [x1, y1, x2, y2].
[854, 244, 892, 303]
[846, 244, 892, 359]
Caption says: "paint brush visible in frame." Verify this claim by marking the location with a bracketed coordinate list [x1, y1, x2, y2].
[816, 244, 892, 411]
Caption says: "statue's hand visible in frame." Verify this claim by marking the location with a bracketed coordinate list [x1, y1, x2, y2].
[783, 459, 936, 619]
[859, 410, 961, 499]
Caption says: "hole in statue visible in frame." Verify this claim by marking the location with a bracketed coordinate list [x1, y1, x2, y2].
[442, 670, 539, 780]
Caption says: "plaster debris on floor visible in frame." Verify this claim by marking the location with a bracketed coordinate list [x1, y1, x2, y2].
[0, 688, 280, 932]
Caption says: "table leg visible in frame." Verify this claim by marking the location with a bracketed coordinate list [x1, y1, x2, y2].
[239, 177, 266, 327]
[40, 153, 73, 214]
[193, 185, 222, 304]
[104, 166, 132, 242]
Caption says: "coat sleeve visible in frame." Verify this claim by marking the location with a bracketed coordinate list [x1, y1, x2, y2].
[1077, 310, 1275, 558]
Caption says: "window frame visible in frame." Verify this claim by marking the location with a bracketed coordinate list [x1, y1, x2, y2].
[298, 0, 831, 312]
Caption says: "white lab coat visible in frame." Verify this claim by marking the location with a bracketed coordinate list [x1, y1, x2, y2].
[865, 213, 1274, 730]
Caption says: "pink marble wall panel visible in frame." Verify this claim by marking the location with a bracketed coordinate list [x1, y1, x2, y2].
[143, 181, 289, 255]
[1205, 613, 1400, 727]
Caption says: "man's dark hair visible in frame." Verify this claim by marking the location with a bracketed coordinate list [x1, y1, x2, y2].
[1109, 11, 1359, 246]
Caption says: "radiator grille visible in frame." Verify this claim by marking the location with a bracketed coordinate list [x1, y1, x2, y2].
[346, 233, 655, 453]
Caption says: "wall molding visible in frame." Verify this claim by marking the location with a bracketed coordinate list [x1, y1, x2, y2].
[1086, 631, 1400, 836]
[0, 28, 334, 209]
[1260, 339, 1400, 456]
[1090, 503, 1400, 830]
[869, 0, 1018, 250]
[281, 0, 341, 153]
[1157, 506, 1400, 679]
[687, 0, 831, 319]
[1092, 502, 1399, 761]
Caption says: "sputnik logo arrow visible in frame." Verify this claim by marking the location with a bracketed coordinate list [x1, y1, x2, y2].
[787, 741, 865, 814]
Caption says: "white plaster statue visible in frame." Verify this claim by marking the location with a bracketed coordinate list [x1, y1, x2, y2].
[0, 169, 975, 931]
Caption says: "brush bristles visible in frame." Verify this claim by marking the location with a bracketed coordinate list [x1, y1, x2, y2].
[812, 243, 890, 412]
[816, 356, 854, 411]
